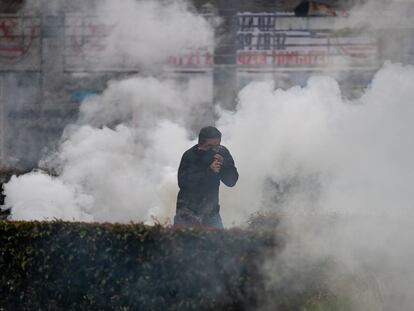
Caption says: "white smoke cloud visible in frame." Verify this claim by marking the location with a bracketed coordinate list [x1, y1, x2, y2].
[216, 62, 414, 309]
[96, 0, 214, 70]
[4, 76, 194, 223]
[337, 0, 414, 29]
[3, 0, 213, 223]
[220, 62, 414, 220]
[4, 171, 94, 221]
[76, 76, 191, 127]
[218, 74, 342, 223]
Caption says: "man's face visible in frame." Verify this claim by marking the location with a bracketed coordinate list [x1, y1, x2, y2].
[310, 2, 336, 16]
[198, 138, 221, 152]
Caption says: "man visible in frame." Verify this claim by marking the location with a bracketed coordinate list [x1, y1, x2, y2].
[174, 126, 239, 228]
[294, 1, 338, 17]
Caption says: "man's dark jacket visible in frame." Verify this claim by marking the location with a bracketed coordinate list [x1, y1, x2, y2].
[176, 145, 239, 216]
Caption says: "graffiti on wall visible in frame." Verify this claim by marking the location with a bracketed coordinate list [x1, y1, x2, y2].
[64, 14, 214, 71]
[236, 13, 378, 69]
[0, 16, 40, 65]
[64, 15, 114, 70]
[167, 48, 213, 67]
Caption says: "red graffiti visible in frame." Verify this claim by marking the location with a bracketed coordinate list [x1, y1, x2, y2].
[274, 51, 327, 66]
[0, 18, 39, 61]
[168, 50, 213, 66]
[67, 18, 114, 55]
[0, 20, 18, 40]
[237, 51, 268, 65]
[338, 45, 375, 59]
[237, 50, 327, 66]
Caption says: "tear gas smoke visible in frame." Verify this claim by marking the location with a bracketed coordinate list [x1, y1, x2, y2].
[95, 0, 214, 71]
[3, 0, 414, 309]
[218, 62, 414, 309]
[5, 77, 196, 222]
[3, 0, 214, 223]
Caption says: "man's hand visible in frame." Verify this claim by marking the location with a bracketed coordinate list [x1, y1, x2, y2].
[213, 154, 224, 164]
[209, 158, 222, 174]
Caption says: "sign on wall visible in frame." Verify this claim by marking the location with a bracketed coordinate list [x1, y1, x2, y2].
[236, 13, 379, 70]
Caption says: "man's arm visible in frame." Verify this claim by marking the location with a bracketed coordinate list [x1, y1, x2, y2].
[218, 148, 239, 187]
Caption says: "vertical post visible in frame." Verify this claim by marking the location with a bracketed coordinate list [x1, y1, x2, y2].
[0, 76, 5, 166]
[210, 0, 283, 113]
[40, 13, 65, 148]
[213, 6, 238, 112]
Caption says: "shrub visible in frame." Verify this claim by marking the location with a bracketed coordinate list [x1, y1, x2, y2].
[1, 219, 367, 310]
[246, 211, 284, 231]
[0, 221, 279, 311]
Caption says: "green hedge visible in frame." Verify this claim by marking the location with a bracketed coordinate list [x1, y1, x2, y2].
[0, 221, 280, 311]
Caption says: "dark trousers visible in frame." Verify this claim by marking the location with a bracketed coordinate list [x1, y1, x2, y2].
[174, 208, 223, 229]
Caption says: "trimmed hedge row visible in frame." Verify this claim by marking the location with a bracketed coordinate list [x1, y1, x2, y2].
[0, 221, 280, 311]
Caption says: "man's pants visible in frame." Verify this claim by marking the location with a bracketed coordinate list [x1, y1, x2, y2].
[174, 208, 223, 229]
